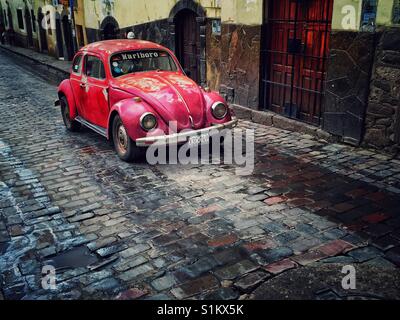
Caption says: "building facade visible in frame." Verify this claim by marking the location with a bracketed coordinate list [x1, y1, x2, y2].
[1, 0, 400, 154]
[0, 0, 37, 48]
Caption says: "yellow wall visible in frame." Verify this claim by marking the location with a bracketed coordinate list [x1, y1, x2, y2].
[83, 0, 222, 30]
[221, 0, 262, 25]
[74, 0, 88, 45]
[376, 0, 396, 26]
[332, 0, 363, 30]
[32, 0, 66, 57]
[331, 0, 398, 30]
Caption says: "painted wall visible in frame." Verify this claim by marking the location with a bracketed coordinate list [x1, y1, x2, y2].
[0, 0, 37, 38]
[74, 0, 88, 46]
[220, 0, 262, 25]
[83, 0, 221, 31]
[332, 0, 363, 31]
[376, 0, 396, 26]
[331, 0, 399, 30]
[32, 0, 59, 57]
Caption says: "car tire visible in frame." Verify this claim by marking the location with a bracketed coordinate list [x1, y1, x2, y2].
[112, 115, 139, 162]
[60, 96, 81, 132]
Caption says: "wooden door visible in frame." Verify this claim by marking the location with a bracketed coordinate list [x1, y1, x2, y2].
[175, 9, 199, 83]
[260, 0, 334, 125]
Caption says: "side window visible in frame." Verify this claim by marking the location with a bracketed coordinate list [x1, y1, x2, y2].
[85, 55, 106, 80]
[72, 55, 83, 74]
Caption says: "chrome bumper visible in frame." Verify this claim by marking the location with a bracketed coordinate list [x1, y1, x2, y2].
[135, 118, 238, 147]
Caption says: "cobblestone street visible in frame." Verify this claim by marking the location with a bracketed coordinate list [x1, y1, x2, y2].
[1, 49, 400, 300]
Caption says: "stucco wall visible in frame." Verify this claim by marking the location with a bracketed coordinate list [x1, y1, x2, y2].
[332, 0, 363, 31]
[0, 0, 37, 41]
[220, 0, 262, 25]
[83, 0, 221, 31]
[376, 0, 396, 26]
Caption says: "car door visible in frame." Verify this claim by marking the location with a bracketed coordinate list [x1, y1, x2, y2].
[70, 53, 85, 117]
[82, 54, 109, 128]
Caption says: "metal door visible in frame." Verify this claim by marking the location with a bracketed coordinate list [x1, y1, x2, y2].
[260, 0, 334, 125]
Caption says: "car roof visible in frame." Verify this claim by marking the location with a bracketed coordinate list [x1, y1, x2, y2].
[80, 39, 167, 58]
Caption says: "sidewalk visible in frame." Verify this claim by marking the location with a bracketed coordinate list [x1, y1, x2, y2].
[0, 44, 70, 76]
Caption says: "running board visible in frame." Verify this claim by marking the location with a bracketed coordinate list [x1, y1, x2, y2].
[75, 116, 107, 138]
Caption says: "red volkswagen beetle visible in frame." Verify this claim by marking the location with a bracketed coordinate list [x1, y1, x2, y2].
[56, 39, 237, 161]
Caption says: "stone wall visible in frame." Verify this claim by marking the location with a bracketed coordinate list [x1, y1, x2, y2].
[322, 31, 376, 145]
[205, 18, 221, 90]
[219, 23, 261, 109]
[124, 19, 172, 50]
[364, 27, 400, 154]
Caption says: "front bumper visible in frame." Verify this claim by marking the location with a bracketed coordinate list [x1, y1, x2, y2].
[135, 118, 238, 147]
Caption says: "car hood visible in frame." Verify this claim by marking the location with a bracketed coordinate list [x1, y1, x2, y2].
[110, 72, 206, 130]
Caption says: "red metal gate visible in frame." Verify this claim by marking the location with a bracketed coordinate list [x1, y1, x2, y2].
[260, 0, 334, 125]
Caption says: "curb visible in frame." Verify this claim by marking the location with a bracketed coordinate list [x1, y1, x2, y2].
[0, 45, 69, 80]
[230, 104, 338, 143]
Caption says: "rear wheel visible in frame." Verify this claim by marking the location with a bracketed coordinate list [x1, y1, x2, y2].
[60, 96, 81, 132]
[112, 115, 139, 162]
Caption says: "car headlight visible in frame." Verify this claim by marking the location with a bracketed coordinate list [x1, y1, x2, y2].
[140, 112, 157, 131]
[211, 102, 228, 119]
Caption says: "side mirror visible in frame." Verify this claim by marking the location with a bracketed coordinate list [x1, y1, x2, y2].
[184, 69, 191, 77]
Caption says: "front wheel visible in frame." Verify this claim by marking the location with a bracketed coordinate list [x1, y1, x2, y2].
[112, 115, 139, 162]
[60, 96, 81, 132]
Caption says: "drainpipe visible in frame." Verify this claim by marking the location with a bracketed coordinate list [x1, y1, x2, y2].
[69, 0, 78, 54]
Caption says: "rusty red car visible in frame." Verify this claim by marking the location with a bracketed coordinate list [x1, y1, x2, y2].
[56, 39, 237, 161]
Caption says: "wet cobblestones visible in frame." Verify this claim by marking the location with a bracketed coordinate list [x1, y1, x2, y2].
[0, 51, 400, 300]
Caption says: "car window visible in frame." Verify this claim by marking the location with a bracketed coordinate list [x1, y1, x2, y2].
[85, 55, 106, 80]
[72, 54, 83, 74]
[110, 50, 178, 78]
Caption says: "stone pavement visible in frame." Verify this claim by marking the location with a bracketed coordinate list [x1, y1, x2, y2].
[0, 49, 399, 300]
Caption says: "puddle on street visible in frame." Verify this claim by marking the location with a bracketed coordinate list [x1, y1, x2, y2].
[44, 246, 98, 271]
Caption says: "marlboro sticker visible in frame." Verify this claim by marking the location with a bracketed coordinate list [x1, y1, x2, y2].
[119, 51, 160, 60]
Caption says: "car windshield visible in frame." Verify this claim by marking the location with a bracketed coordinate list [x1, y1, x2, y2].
[110, 50, 178, 77]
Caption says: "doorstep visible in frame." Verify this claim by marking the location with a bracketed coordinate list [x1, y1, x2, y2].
[230, 104, 337, 143]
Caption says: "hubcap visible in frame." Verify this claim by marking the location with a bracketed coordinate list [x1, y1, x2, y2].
[116, 123, 128, 154]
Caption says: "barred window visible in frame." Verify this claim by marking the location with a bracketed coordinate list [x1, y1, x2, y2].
[393, 0, 400, 24]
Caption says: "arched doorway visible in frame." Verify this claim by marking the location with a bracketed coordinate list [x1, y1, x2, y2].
[55, 13, 64, 59]
[62, 14, 74, 60]
[100, 16, 119, 40]
[37, 8, 48, 52]
[24, 8, 33, 47]
[169, 0, 206, 85]
[174, 9, 200, 83]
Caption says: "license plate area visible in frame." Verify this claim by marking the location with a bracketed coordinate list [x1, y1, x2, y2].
[188, 133, 210, 146]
